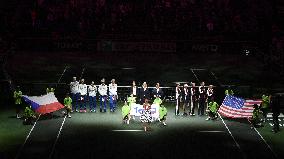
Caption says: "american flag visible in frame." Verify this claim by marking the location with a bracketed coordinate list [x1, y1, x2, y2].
[218, 95, 262, 118]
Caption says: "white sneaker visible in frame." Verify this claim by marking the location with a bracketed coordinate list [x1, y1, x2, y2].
[206, 117, 210, 121]
[68, 115, 71, 118]
[163, 122, 167, 126]
[127, 120, 130, 124]
[16, 114, 20, 119]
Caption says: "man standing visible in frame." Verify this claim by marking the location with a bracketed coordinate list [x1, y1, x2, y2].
[109, 79, 118, 112]
[130, 81, 138, 98]
[175, 83, 181, 116]
[13, 86, 23, 119]
[271, 94, 280, 133]
[198, 81, 207, 116]
[260, 94, 270, 122]
[127, 94, 136, 120]
[190, 82, 198, 116]
[70, 77, 80, 112]
[139, 82, 150, 105]
[98, 78, 108, 112]
[152, 83, 163, 99]
[182, 84, 190, 116]
[79, 79, 88, 112]
[88, 81, 97, 112]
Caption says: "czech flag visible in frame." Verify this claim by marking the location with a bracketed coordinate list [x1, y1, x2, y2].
[22, 93, 64, 114]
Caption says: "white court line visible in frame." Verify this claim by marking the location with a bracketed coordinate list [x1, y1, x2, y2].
[56, 66, 68, 85]
[15, 114, 41, 159]
[247, 119, 278, 159]
[218, 113, 247, 159]
[49, 115, 67, 159]
[112, 130, 144, 132]
[198, 130, 225, 133]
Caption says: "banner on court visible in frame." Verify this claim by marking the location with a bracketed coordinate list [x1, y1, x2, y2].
[130, 103, 159, 119]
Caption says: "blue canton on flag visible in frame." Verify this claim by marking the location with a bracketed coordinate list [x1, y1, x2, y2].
[222, 95, 245, 109]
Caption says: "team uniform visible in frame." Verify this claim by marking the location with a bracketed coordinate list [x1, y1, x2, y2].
[182, 84, 190, 115]
[190, 85, 198, 116]
[79, 81, 88, 112]
[260, 95, 270, 122]
[175, 84, 181, 116]
[251, 104, 262, 128]
[139, 85, 150, 105]
[153, 96, 162, 121]
[198, 84, 207, 116]
[109, 81, 117, 112]
[127, 94, 136, 120]
[13, 89, 23, 119]
[70, 78, 80, 112]
[98, 81, 108, 112]
[88, 83, 97, 112]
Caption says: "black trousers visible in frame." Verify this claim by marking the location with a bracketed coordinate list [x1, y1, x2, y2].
[272, 113, 280, 131]
[198, 99, 206, 115]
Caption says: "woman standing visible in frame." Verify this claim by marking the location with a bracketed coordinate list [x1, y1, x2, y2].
[140, 99, 152, 131]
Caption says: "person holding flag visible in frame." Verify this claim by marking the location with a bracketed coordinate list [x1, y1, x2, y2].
[206, 101, 219, 120]
[109, 79, 118, 112]
[122, 101, 131, 124]
[13, 86, 23, 119]
[63, 93, 72, 118]
[260, 94, 270, 122]
[23, 105, 36, 125]
[98, 78, 108, 112]
[46, 86, 55, 94]
[159, 104, 167, 126]
[70, 77, 80, 112]
[88, 81, 97, 112]
[250, 104, 262, 128]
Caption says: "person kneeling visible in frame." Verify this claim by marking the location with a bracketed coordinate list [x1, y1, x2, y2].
[206, 101, 219, 121]
[122, 101, 131, 124]
[159, 104, 167, 126]
[23, 106, 36, 125]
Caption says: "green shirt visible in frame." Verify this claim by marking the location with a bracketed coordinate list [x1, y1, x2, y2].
[252, 108, 260, 120]
[24, 107, 35, 118]
[64, 97, 72, 107]
[159, 106, 167, 119]
[261, 95, 269, 109]
[208, 102, 219, 113]
[153, 97, 162, 105]
[122, 104, 130, 118]
[46, 88, 55, 93]
[225, 89, 234, 95]
[13, 91, 22, 105]
[127, 96, 136, 104]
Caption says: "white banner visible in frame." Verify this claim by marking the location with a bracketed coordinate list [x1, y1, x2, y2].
[130, 103, 159, 119]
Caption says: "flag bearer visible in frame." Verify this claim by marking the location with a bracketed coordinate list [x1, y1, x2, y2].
[79, 79, 88, 112]
[46, 86, 55, 94]
[70, 77, 80, 112]
[250, 104, 262, 128]
[13, 86, 23, 119]
[260, 94, 270, 122]
[23, 105, 36, 125]
[122, 101, 131, 124]
[64, 93, 72, 118]
[88, 81, 97, 112]
[109, 79, 118, 112]
[98, 78, 108, 112]
[159, 104, 168, 126]
[206, 101, 219, 120]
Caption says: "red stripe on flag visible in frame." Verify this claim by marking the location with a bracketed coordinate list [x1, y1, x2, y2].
[35, 102, 64, 114]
